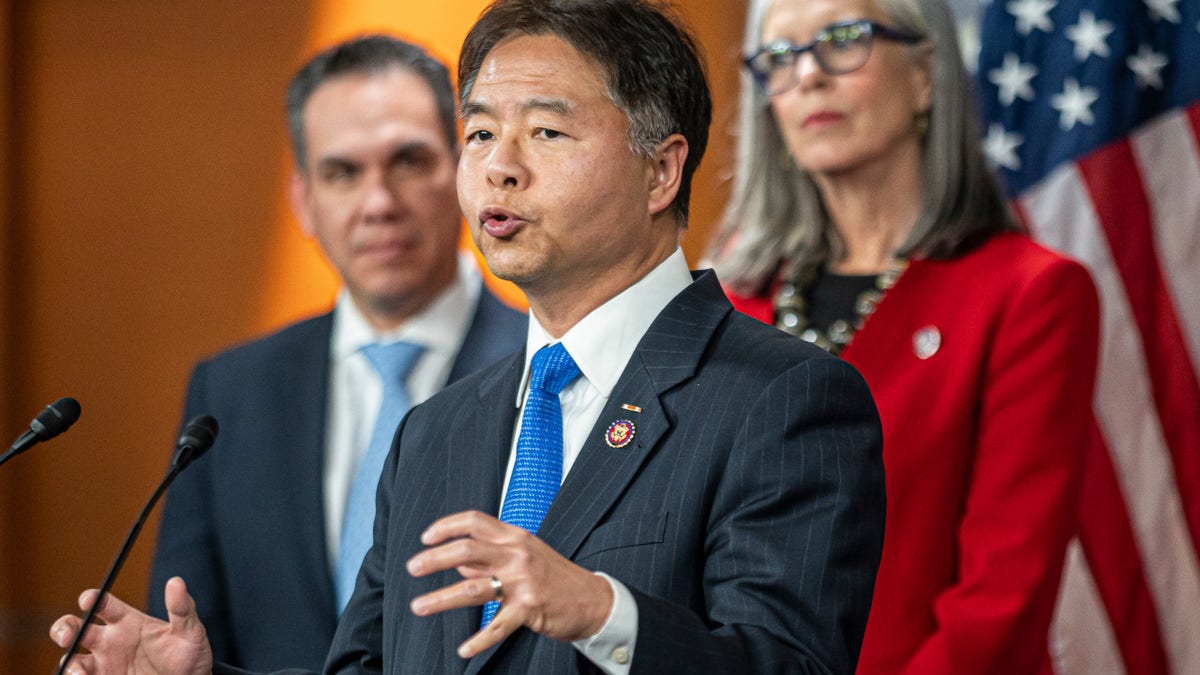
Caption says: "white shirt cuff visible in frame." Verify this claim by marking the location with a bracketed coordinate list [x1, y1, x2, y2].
[571, 571, 638, 674]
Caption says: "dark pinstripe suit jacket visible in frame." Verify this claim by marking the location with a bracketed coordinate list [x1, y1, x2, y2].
[322, 270, 886, 675]
[237, 270, 884, 675]
[151, 286, 526, 672]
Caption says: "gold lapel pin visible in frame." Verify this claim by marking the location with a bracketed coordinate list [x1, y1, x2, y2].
[605, 420, 636, 448]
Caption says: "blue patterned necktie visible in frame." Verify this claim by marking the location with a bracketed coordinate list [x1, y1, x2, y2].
[480, 342, 581, 627]
[335, 340, 424, 614]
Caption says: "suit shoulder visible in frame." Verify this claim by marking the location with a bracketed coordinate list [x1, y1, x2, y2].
[416, 350, 521, 413]
[195, 313, 332, 371]
[716, 309, 855, 379]
[468, 289, 528, 353]
[476, 288, 527, 332]
[971, 234, 1097, 308]
[967, 232, 1091, 282]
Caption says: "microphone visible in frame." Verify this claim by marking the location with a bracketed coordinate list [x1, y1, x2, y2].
[170, 413, 219, 471]
[1, 397, 81, 468]
[55, 415, 219, 675]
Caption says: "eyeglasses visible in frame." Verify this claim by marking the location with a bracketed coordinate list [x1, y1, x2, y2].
[744, 20, 924, 96]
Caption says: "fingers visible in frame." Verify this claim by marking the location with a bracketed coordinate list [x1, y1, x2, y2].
[164, 577, 199, 627]
[457, 607, 520, 658]
[409, 511, 534, 580]
[50, 614, 82, 649]
[419, 510, 510, 547]
[50, 616, 96, 674]
[49, 589, 114, 654]
[80, 587, 133, 626]
[411, 575, 503, 617]
[408, 510, 612, 649]
[408, 534, 501, 579]
[59, 651, 95, 675]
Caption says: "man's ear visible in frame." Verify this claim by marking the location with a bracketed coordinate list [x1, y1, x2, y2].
[647, 134, 688, 217]
[288, 171, 316, 237]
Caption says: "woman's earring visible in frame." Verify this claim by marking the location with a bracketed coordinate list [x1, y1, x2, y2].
[915, 110, 930, 137]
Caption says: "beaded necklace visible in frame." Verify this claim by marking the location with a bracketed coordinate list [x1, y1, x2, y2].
[773, 258, 908, 355]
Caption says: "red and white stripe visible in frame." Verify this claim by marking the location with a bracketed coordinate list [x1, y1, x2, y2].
[1018, 101, 1200, 674]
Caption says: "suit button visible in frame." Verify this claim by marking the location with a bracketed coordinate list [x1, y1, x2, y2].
[611, 646, 630, 664]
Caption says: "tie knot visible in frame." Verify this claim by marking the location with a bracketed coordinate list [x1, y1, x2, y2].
[529, 342, 581, 396]
[361, 341, 425, 390]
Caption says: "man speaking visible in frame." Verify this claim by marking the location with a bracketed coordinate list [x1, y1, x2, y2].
[53, 1, 885, 673]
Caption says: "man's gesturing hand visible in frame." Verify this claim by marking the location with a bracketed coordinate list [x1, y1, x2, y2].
[407, 510, 614, 659]
[50, 577, 213, 675]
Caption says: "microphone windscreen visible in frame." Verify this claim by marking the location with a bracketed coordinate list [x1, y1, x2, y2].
[32, 397, 82, 441]
[177, 415, 219, 458]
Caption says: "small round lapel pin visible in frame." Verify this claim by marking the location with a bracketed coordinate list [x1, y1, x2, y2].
[913, 326, 942, 360]
[605, 419, 636, 448]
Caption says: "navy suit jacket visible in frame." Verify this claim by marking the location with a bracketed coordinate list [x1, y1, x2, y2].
[315, 270, 885, 675]
[150, 287, 527, 671]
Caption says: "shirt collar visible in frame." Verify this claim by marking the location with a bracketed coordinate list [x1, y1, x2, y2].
[331, 252, 482, 361]
[518, 247, 692, 405]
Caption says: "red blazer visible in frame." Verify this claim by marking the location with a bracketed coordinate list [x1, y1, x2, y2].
[728, 233, 1100, 674]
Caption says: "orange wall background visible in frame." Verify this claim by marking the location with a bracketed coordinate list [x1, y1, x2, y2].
[0, 1, 745, 669]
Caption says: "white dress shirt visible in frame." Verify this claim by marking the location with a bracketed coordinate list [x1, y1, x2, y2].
[504, 247, 692, 675]
[323, 253, 482, 568]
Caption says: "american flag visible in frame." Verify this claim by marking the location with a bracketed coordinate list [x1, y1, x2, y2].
[976, 1, 1200, 672]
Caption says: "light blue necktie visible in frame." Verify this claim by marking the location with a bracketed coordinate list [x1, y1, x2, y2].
[480, 342, 581, 627]
[335, 340, 424, 614]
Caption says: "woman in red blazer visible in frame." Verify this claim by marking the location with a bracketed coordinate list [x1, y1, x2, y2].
[710, 0, 1100, 673]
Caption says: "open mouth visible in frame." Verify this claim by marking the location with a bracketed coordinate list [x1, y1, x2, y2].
[479, 207, 523, 238]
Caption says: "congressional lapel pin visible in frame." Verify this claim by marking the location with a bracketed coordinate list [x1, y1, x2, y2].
[913, 326, 942, 360]
[620, 403, 642, 413]
[605, 419, 636, 448]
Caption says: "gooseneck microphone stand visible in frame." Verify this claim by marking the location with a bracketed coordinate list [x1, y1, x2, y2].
[55, 415, 218, 675]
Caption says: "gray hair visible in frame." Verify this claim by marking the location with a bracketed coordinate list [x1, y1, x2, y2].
[711, 0, 1016, 294]
[286, 35, 458, 173]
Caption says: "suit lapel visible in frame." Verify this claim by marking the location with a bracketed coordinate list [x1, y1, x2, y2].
[279, 313, 337, 620]
[447, 286, 526, 385]
[448, 352, 523, 515]
[539, 271, 729, 559]
[445, 354, 524, 665]
[536, 365, 667, 559]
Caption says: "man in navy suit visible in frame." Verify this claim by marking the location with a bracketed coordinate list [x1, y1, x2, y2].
[54, 2, 884, 673]
[144, 35, 526, 671]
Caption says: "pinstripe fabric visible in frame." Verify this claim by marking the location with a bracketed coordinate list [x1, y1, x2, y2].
[324, 270, 885, 675]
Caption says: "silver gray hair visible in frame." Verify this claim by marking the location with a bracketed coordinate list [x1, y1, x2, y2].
[710, 0, 1015, 294]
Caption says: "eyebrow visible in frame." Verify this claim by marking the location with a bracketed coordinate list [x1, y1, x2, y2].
[461, 98, 575, 121]
[387, 140, 440, 158]
[315, 140, 437, 167]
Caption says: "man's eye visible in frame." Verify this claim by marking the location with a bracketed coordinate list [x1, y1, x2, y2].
[321, 166, 357, 182]
[535, 128, 562, 140]
[467, 129, 494, 143]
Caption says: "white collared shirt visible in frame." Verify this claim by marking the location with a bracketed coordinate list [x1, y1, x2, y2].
[504, 247, 692, 675]
[323, 253, 482, 566]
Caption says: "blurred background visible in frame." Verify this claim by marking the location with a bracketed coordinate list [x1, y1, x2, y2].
[7, 1, 1199, 673]
[0, 1, 754, 669]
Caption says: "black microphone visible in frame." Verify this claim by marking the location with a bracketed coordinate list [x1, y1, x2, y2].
[1, 397, 81, 468]
[55, 415, 219, 675]
[170, 413, 219, 471]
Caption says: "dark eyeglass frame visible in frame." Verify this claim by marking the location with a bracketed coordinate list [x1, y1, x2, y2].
[744, 20, 924, 95]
